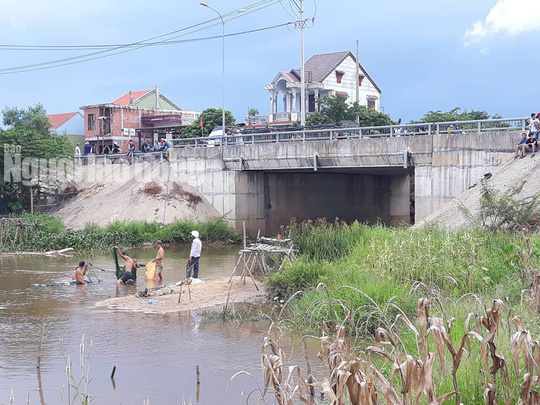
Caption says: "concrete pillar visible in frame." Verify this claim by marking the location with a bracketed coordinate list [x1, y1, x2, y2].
[292, 91, 297, 112]
[314, 90, 320, 111]
[389, 174, 411, 225]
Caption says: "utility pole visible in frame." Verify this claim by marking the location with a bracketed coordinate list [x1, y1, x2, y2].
[355, 39, 360, 124]
[300, 0, 306, 127]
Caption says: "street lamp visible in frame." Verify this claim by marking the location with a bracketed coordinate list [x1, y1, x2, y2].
[200, 2, 245, 138]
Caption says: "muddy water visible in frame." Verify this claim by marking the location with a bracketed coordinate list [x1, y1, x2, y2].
[0, 246, 311, 404]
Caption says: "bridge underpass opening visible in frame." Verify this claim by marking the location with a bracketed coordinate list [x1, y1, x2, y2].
[262, 168, 414, 234]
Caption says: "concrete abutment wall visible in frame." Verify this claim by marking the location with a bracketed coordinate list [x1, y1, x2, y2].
[171, 131, 518, 233]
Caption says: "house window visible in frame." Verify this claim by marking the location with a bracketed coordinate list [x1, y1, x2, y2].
[87, 113, 96, 130]
[358, 75, 364, 87]
[335, 71, 344, 84]
[367, 99, 376, 109]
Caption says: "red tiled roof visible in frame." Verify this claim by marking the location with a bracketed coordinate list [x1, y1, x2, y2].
[47, 112, 78, 130]
[337, 91, 348, 96]
[112, 90, 152, 106]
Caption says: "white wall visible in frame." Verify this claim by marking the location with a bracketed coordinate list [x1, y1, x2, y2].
[321, 56, 381, 111]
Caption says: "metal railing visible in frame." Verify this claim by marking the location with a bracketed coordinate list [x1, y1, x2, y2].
[73, 151, 167, 165]
[171, 117, 528, 149]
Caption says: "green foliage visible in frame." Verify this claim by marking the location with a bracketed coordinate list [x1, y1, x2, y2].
[305, 111, 332, 126]
[306, 95, 393, 126]
[414, 107, 501, 123]
[473, 181, 540, 232]
[351, 103, 394, 127]
[0, 216, 241, 252]
[0, 104, 73, 213]
[286, 218, 365, 262]
[2, 104, 52, 134]
[268, 223, 537, 334]
[180, 108, 236, 138]
[319, 94, 351, 123]
[248, 108, 259, 116]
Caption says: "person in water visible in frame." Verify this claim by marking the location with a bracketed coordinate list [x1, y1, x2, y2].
[150, 240, 164, 281]
[72, 261, 88, 284]
[114, 246, 139, 285]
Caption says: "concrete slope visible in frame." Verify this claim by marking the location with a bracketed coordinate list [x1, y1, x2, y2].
[414, 154, 540, 230]
[54, 163, 220, 230]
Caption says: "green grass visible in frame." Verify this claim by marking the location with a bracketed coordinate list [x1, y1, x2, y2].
[1, 215, 241, 252]
[268, 221, 538, 334]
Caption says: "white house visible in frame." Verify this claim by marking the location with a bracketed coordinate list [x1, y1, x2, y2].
[261, 51, 382, 125]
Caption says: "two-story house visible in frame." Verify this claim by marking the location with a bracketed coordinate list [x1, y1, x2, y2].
[82, 86, 199, 153]
[261, 51, 382, 125]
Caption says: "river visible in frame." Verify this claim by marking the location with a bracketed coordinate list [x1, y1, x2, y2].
[0, 246, 316, 404]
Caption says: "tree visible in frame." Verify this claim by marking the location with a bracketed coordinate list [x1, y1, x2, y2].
[349, 103, 394, 127]
[319, 94, 350, 123]
[305, 111, 332, 126]
[0, 104, 73, 214]
[248, 108, 259, 117]
[414, 107, 500, 123]
[307, 95, 393, 127]
[180, 108, 236, 138]
[3, 104, 52, 134]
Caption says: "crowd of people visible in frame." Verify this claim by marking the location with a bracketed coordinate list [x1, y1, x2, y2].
[514, 112, 540, 158]
[74, 138, 171, 164]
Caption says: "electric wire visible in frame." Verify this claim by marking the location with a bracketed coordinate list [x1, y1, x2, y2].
[0, 22, 292, 75]
[0, 0, 276, 51]
[0, 0, 279, 73]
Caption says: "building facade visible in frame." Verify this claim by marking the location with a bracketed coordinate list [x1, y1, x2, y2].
[81, 87, 199, 153]
[255, 51, 382, 125]
[47, 111, 85, 145]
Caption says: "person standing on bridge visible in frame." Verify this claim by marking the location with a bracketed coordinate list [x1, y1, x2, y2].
[127, 139, 135, 165]
[530, 113, 540, 141]
[187, 231, 202, 279]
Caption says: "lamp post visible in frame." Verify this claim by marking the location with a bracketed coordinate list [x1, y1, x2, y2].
[200, 2, 244, 138]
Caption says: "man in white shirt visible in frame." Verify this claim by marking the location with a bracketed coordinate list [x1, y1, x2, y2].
[187, 230, 202, 278]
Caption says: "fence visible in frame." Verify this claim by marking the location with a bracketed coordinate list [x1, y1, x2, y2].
[172, 117, 527, 149]
[73, 151, 167, 165]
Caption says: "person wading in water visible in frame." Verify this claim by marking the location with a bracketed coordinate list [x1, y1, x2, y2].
[114, 246, 139, 285]
[72, 261, 88, 284]
[150, 241, 165, 281]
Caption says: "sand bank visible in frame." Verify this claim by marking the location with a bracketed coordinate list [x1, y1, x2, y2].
[95, 276, 266, 314]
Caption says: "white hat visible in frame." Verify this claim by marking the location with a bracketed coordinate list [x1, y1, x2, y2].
[191, 230, 199, 238]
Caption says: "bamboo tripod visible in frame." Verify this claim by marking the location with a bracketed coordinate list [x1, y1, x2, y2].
[228, 224, 297, 289]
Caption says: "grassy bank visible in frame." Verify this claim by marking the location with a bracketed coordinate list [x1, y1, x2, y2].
[268, 220, 538, 333]
[1, 214, 241, 252]
[265, 220, 540, 403]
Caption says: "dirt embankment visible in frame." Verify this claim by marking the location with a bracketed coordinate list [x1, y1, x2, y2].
[54, 163, 219, 230]
[415, 155, 540, 230]
[95, 276, 266, 314]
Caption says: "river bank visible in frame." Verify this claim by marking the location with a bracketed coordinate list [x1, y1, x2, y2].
[261, 219, 540, 404]
[0, 214, 241, 253]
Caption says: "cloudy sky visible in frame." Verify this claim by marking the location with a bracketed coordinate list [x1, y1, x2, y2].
[0, 0, 538, 122]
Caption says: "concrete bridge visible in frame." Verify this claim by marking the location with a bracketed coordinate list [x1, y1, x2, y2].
[170, 119, 524, 233]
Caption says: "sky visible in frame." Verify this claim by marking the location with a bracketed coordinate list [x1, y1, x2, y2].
[0, 0, 539, 123]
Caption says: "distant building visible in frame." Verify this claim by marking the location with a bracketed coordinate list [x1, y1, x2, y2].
[252, 51, 382, 126]
[81, 86, 199, 153]
[47, 111, 85, 145]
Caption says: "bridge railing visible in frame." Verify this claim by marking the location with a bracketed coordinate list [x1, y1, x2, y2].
[72, 151, 166, 165]
[171, 117, 528, 148]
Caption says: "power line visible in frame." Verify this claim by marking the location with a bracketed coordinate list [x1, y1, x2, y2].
[0, 22, 293, 75]
[0, 0, 279, 72]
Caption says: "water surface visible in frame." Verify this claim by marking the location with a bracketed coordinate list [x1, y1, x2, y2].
[0, 245, 311, 404]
